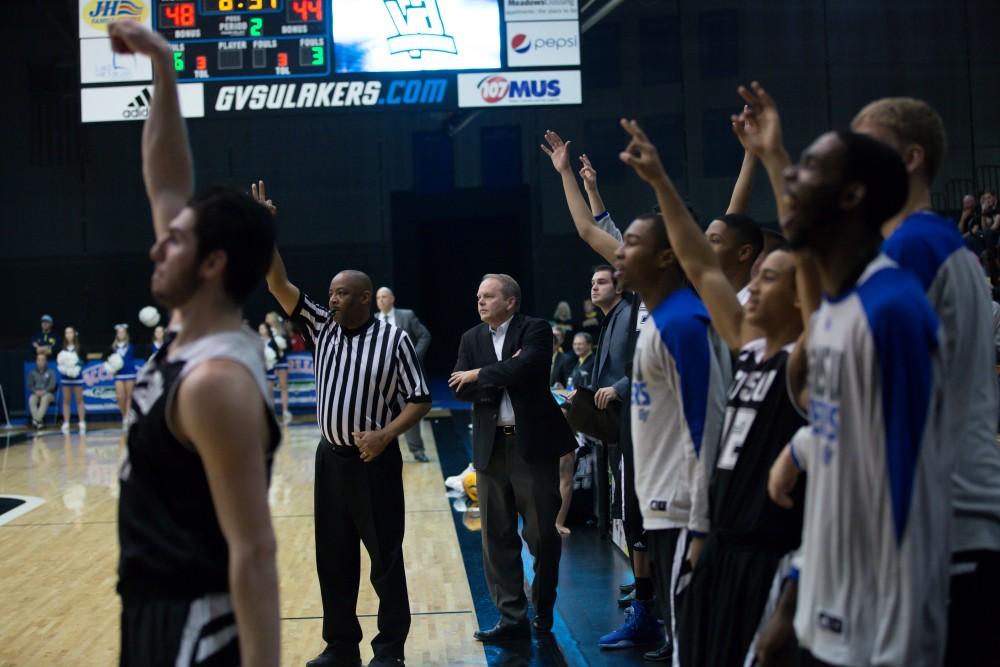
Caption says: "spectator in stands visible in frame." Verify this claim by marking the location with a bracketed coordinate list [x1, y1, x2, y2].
[982, 190, 999, 233]
[550, 328, 575, 388]
[959, 194, 978, 235]
[580, 298, 602, 340]
[31, 314, 58, 358]
[567, 332, 595, 390]
[28, 352, 57, 429]
[552, 301, 574, 339]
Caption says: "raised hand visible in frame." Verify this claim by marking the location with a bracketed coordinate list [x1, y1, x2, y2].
[731, 104, 759, 151]
[250, 180, 277, 217]
[108, 20, 170, 57]
[733, 81, 786, 161]
[540, 130, 572, 174]
[578, 154, 598, 191]
[618, 118, 669, 186]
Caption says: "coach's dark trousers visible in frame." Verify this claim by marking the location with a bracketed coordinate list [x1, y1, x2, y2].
[478, 428, 562, 625]
[315, 438, 409, 661]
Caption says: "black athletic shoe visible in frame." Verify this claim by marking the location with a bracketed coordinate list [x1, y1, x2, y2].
[643, 642, 673, 662]
[618, 590, 636, 608]
[619, 582, 635, 594]
[306, 647, 361, 667]
[368, 657, 404, 667]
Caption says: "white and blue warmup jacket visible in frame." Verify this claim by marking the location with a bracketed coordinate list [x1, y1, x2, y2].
[883, 210, 1000, 555]
[791, 255, 949, 667]
[630, 287, 727, 535]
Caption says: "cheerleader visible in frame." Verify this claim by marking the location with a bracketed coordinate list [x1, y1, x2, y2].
[151, 325, 166, 355]
[265, 311, 291, 424]
[108, 324, 136, 431]
[258, 323, 278, 404]
[57, 326, 86, 434]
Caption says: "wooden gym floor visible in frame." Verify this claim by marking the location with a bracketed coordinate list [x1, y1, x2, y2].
[0, 417, 487, 666]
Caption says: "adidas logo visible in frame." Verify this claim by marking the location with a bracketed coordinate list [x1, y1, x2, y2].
[122, 87, 151, 119]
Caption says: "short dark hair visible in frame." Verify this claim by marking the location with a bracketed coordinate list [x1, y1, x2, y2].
[573, 332, 594, 345]
[718, 213, 764, 260]
[188, 186, 277, 305]
[592, 264, 617, 287]
[636, 211, 669, 252]
[834, 131, 909, 230]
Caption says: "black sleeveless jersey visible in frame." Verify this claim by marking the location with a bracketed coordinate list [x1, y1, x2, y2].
[709, 339, 806, 551]
[117, 329, 281, 602]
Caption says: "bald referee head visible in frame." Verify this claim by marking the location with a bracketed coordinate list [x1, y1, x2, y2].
[327, 270, 373, 327]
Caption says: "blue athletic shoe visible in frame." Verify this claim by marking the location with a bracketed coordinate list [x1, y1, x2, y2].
[598, 600, 663, 649]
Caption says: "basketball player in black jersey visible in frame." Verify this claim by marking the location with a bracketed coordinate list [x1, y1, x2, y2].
[108, 21, 281, 667]
[620, 117, 818, 666]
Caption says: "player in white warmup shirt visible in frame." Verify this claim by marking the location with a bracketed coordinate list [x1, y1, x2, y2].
[767, 128, 949, 667]
[852, 97, 1000, 666]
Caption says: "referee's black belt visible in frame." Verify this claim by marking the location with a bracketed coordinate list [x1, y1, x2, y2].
[321, 436, 359, 457]
[496, 425, 516, 436]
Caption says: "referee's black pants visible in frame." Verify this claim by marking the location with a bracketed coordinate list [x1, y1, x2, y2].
[478, 428, 562, 626]
[315, 438, 409, 661]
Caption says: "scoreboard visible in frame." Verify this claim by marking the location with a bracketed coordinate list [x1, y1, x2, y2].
[77, 0, 582, 123]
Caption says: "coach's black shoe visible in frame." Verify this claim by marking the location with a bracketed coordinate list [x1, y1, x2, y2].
[306, 647, 361, 667]
[368, 657, 404, 667]
[532, 615, 553, 633]
[474, 620, 531, 642]
[413, 451, 430, 462]
[643, 642, 673, 662]
[619, 582, 635, 594]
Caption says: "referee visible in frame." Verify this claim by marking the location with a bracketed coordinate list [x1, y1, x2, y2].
[262, 208, 431, 667]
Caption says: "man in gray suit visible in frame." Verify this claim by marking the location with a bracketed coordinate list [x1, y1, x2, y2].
[376, 287, 433, 461]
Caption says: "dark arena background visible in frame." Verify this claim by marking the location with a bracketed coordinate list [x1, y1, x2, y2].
[2, 1, 1000, 665]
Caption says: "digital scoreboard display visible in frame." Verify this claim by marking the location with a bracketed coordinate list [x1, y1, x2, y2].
[77, 0, 581, 123]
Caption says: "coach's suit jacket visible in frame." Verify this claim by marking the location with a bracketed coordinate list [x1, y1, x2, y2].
[590, 295, 634, 400]
[390, 308, 431, 362]
[453, 313, 577, 470]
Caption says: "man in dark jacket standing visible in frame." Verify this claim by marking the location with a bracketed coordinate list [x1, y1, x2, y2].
[450, 273, 577, 641]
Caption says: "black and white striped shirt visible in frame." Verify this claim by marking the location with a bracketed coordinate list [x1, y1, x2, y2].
[292, 291, 431, 448]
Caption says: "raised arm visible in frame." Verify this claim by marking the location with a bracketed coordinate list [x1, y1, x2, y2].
[731, 83, 793, 227]
[787, 252, 822, 410]
[579, 154, 609, 217]
[252, 181, 301, 316]
[108, 20, 193, 242]
[727, 145, 757, 215]
[540, 131, 621, 264]
[177, 361, 280, 667]
[618, 119, 747, 351]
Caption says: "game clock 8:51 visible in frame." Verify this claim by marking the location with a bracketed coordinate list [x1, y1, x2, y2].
[203, 0, 279, 12]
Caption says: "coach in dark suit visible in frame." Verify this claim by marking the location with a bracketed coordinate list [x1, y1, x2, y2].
[376, 287, 432, 461]
[449, 273, 576, 641]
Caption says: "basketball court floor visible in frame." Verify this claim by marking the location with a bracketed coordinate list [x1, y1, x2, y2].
[0, 412, 643, 666]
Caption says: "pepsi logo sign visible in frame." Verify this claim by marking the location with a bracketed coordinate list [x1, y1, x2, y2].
[511, 34, 530, 53]
[478, 75, 510, 103]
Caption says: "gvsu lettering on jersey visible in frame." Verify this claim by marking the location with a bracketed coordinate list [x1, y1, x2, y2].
[477, 75, 562, 103]
[809, 398, 840, 443]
